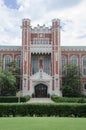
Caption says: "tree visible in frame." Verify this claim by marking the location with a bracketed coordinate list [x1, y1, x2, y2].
[6, 61, 20, 91]
[62, 64, 82, 97]
[0, 71, 16, 96]
[6, 61, 19, 75]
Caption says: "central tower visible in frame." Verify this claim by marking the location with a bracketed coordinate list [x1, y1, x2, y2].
[21, 18, 61, 96]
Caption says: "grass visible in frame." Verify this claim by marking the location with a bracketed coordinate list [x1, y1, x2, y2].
[0, 117, 86, 130]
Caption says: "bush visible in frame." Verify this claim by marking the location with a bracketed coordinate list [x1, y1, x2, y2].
[0, 96, 30, 103]
[0, 103, 86, 117]
[51, 95, 86, 103]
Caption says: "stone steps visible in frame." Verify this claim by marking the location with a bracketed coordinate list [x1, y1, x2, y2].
[27, 98, 54, 103]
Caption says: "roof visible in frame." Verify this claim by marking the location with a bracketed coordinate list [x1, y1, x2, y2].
[0, 46, 21, 51]
[61, 46, 86, 51]
[0, 45, 86, 51]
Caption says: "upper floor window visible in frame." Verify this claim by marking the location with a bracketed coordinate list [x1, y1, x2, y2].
[82, 56, 86, 76]
[33, 38, 37, 44]
[44, 55, 51, 75]
[45, 38, 49, 44]
[82, 57, 86, 67]
[70, 56, 78, 66]
[4, 56, 12, 70]
[31, 56, 38, 74]
[15, 56, 21, 69]
[62, 56, 67, 66]
[40, 38, 44, 44]
[62, 56, 67, 75]
[84, 84, 86, 89]
[33, 38, 49, 44]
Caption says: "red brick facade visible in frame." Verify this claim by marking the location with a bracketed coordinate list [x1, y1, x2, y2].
[0, 18, 86, 96]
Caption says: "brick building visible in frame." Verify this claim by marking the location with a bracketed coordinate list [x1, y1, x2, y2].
[0, 18, 86, 97]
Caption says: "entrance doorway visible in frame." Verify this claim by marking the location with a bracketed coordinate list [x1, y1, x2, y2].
[35, 84, 47, 97]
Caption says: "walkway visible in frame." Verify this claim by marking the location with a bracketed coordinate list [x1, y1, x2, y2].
[27, 98, 54, 103]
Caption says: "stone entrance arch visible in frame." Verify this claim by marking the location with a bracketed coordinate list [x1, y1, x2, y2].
[35, 83, 47, 97]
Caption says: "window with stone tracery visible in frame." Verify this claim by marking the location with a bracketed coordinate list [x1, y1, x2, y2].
[4, 56, 12, 70]
[44, 55, 51, 75]
[31, 56, 38, 74]
[62, 56, 67, 75]
[15, 56, 21, 69]
[70, 56, 78, 66]
[82, 56, 86, 76]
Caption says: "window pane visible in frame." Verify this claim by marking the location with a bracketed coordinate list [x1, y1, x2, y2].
[62, 56, 67, 75]
[32, 56, 38, 74]
[70, 56, 78, 65]
[4, 56, 11, 69]
[16, 56, 21, 68]
[44, 56, 51, 75]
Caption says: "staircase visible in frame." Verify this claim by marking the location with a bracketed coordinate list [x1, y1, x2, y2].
[27, 98, 54, 103]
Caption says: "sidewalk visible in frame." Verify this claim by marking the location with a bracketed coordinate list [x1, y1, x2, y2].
[27, 98, 54, 103]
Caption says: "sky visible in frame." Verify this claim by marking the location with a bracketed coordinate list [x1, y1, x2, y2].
[0, 0, 86, 46]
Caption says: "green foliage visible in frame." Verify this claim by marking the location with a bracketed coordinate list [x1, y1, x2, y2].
[0, 103, 86, 117]
[6, 61, 20, 90]
[51, 95, 86, 103]
[0, 71, 16, 96]
[6, 61, 19, 74]
[62, 64, 82, 97]
[0, 96, 30, 103]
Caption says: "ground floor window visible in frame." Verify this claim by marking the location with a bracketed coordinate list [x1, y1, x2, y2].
[84, 84, 86, 90]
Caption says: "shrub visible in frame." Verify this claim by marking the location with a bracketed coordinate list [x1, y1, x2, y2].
[0, 96, 30, 103]
[51, 95, 86, 103]
[0, 103, 86, 117]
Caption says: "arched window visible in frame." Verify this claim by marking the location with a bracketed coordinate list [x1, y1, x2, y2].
[70, 56, 78, 66]
[32, 56, 38, 74]
[4, 56, 12, 70]
[62, 56, 67, 75]
[44, 55, 51, 75]
[15, 56, 21, 69]
[82, 56, 86, 75]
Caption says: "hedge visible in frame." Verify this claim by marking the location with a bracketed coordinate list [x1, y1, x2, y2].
[0, 103, 86, 117]
[0, 96, 30, 103]
[51, 95, 86, 103]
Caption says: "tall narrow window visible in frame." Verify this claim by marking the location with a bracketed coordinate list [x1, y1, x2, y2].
[82, 56, 86, 76]
[39, 59, 43, 69]
[62, 56, 67, 75]
[24, 78, 26, 87]
[56, 79, 58, 87]
[32, 56, 38, 74]
[45, 38, 49, 44]
[44, 55, 51, 75]
[70, 56, 78, 66]
[15, 56, 21, 69]
[4, 56, 12, 70]
[33, 38, 37, 44]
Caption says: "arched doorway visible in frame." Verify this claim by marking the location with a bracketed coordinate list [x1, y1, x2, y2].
[35, 84, 47, 97]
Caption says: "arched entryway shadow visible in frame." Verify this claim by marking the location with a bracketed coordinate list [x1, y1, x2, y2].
[35, 83, 47, 97]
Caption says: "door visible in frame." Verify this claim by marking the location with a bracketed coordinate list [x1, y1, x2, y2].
[35, 84, 47, 97]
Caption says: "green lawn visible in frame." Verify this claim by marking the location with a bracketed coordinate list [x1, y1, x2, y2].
[0, 117, 86, 130]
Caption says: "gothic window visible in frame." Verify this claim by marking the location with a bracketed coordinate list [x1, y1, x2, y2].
[33, 38, 37, 44]
[70, 56, 78, 66]
[62, 56, 67, 75]
[24, 78, 26, 87]
[82, 56, 86, 76]
[4, 56, 12, 70]
[44, 55, 51, 75]
[84, 84, 86, 89]
[45, 38, 49, 44]
[15, 56, 21, 69]
[56, 79, 58, 87]
[40, 38, 43, 44]
[32, 56, 38, 74]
